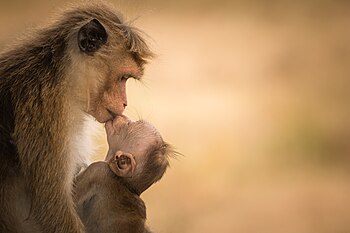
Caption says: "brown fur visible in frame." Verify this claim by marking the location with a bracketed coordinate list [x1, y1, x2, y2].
[0, 3, 152, 233]
[75, 162, 151, 233]
[74, 117, 174, 233]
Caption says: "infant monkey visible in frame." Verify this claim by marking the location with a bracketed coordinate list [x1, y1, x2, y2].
[74, 116, 173, 233]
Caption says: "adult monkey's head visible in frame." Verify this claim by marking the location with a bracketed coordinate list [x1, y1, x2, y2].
[66, 4, 153, 123]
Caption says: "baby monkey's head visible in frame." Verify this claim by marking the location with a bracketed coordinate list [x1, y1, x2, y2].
[105, 116, 173, 195]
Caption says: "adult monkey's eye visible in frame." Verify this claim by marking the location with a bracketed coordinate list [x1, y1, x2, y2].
[120, 74, 140, 82]
[120, 75, 130, 81]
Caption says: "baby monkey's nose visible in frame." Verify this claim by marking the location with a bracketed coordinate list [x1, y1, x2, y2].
[112, 115, 130, 128]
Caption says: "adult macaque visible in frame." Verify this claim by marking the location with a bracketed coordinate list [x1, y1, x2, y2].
[74, 116, 174, 233]
[0, 3, 152, 233]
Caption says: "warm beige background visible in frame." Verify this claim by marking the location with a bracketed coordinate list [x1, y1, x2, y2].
[1, 1, 350, 233]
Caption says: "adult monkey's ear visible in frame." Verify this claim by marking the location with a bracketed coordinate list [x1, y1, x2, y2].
[108, 151, 136, 178]
[78, 19, 108, 54]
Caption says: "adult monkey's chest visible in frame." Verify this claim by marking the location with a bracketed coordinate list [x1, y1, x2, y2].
[70, 115, 102, 175]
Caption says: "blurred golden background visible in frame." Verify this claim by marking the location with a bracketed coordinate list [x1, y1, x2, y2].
[1, 0, 350, 232]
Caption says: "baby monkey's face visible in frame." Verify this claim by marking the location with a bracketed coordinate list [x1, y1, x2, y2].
[105, 116, 171, 195]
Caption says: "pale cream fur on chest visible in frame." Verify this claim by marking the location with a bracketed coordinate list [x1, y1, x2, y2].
[70, 115, 102, 174]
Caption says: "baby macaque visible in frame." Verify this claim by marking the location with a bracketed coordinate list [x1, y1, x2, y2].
[74, 116, 173, 233]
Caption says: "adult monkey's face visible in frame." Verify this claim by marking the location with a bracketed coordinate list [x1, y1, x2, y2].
[86, 55, 142, 123]
[75, 18, 146, 123]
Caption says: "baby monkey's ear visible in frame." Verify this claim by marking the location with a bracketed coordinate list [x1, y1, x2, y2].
[108, 151, 136, 178]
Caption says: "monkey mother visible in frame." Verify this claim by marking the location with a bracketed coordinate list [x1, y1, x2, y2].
[0, 3, 153, 233]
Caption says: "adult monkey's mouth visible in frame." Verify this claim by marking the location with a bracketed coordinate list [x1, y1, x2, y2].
[107, 109, 117, 120]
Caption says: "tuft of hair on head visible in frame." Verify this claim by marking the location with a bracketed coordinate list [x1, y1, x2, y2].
[161, 142, 182, 162]
[117, 24, 155, 64]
